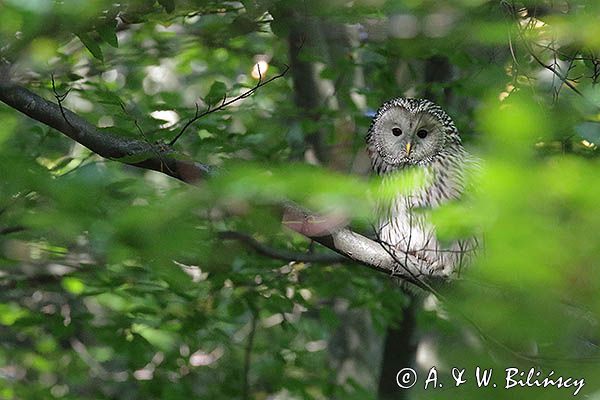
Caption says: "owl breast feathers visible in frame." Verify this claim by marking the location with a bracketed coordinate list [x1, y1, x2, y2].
[366, 97, 479, 279]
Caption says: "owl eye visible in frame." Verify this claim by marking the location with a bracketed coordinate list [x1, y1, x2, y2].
[392, 127, 403, 136]
[417, 129, 428, 139]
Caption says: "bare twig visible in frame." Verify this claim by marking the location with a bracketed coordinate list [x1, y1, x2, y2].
[518, 31, 583, 97]
[169, 64, 290, 146]
[131, 112, 174, 175]
[370, 223, 433, 292]
[505, 1, 588, 100]
[51, 74, 76, 131]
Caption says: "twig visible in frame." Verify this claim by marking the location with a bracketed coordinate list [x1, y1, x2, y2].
[554, 57, 576, 102]
[0, 80, 213, 181]
[370, 222, 432, 292]
[133, 118, 174, 175]
[119, 102, 175, 175]
[169, 64, 290, 146]
[518, 29, 583, 96]
[51, 74, 76, 131]
[505, 1, 587, 99]
[0, 226, 26, 235]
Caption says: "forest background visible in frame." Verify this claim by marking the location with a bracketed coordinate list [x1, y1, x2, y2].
[1, 0, 600, 399]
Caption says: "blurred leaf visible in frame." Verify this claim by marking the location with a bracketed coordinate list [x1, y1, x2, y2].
[230, 15, 259, 36]
[158, 0, 175, 13]
[132, 323, 177, 351]
[3, 2, 600, 399]
[205, 81, 227, 106]
[97, 22, 118, 48]
[0, 303, 27, 326]
[94, 89, 124, 106]
[76, 32, 104, 61]
[319, 307, 339, 329]
[62, 277, 85, 295]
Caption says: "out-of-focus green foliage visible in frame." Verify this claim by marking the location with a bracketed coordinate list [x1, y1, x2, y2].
[1, 0, 600, 399]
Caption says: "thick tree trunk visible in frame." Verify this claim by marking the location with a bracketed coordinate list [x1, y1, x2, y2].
[287, 17, 329, 163]
[377, 299, 417, 399]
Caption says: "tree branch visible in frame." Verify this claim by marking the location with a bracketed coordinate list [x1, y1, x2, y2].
[169, 64, 290, 146]
[0, 73, 432, 285]
[280, 204, 433, 285]
[0, 77, 212, 183]
[0, 226, 26, 235]
[219, 230, 346, 264]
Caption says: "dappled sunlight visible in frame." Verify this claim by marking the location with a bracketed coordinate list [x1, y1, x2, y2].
[1, 1, 600, 399]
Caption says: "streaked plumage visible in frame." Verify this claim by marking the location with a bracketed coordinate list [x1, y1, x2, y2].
[366, 97, 478, 278]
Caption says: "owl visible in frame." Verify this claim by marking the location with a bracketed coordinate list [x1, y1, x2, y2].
[366, 97, 478, 280]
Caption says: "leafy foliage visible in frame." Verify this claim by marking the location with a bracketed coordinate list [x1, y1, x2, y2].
[2, 1, 600, 399]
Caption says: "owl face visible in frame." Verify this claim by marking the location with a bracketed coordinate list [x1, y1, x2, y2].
[366, 98, 460, 172]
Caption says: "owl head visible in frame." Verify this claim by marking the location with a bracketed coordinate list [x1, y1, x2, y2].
[366, 97, 461, 173]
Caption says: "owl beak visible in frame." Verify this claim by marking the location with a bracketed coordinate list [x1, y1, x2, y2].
[405, 142, 412, 156]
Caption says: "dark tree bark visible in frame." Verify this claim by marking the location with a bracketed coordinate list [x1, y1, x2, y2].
[0, 77, 212, 183]
[287, 19, 326, 162]
[377, 299, 417, 399]
[424, 56, 453, 104]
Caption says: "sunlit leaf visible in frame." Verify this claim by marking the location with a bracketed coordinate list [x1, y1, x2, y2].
[132, 323, 177, 351]
[0, 303, 27, 326]
[62, 277, 85, 295]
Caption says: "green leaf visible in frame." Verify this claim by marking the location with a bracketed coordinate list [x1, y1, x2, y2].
[319, 307, 340, 329]
[97, 22, 118, 48]
[158, 0, 175, 13]
[67, 73, 85, 81]
[77, 32, 104, 61]
[269, 17, 290, 38]
[0, 303, 27, 326]
[62, 277, 85, 295]
[230, 15, 258, 36]
[95, 89, 124, 106]
[204, 81, 227, 106]
[95, 293, 130, 312]
[132, 323, 177, 351]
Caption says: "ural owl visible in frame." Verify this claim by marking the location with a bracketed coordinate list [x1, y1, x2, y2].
[366, 97, 478, 280]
